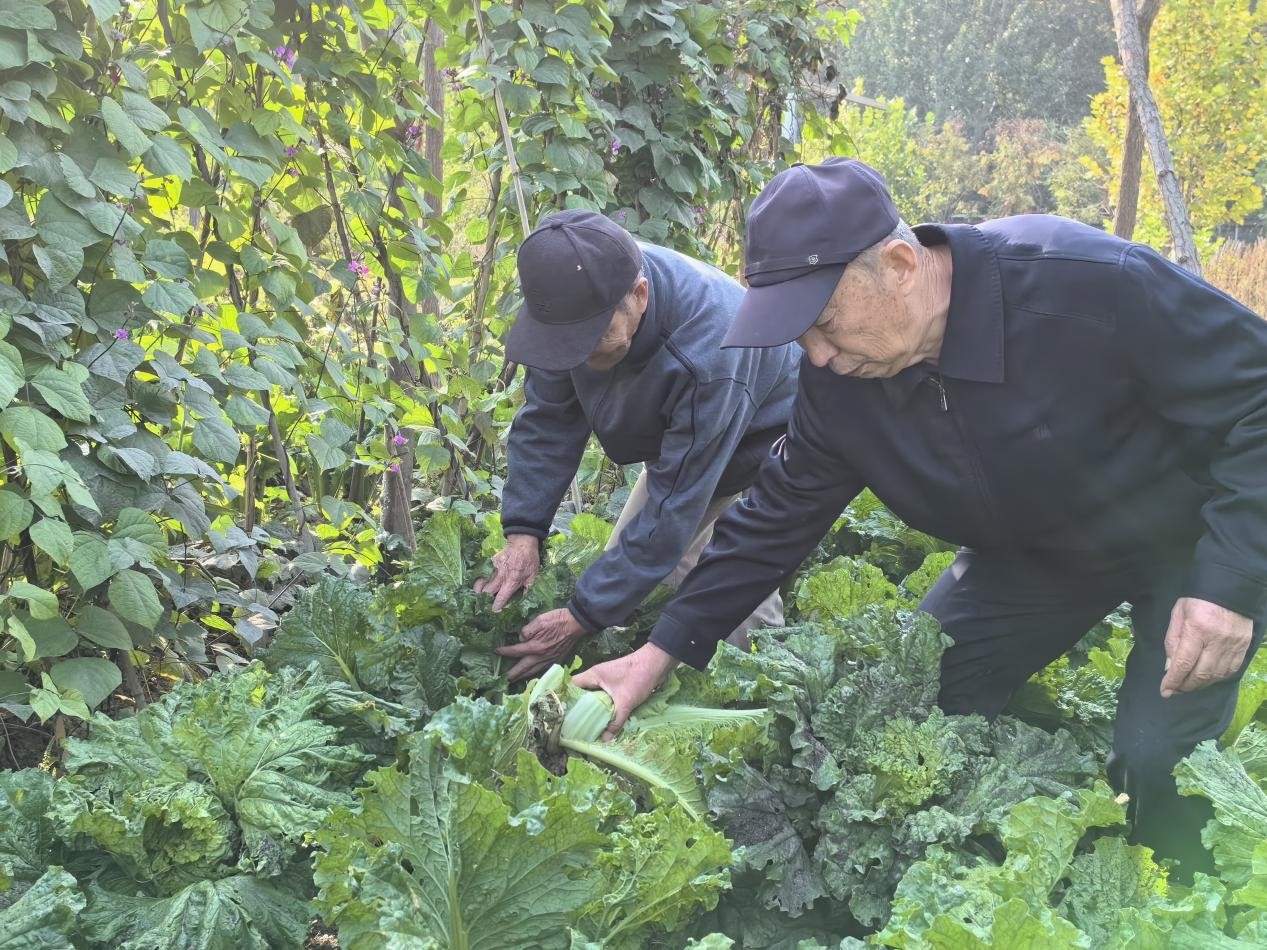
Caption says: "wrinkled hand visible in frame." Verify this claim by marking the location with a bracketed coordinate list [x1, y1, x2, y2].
[473, 534, 540, 611]
[573, 643, 678, 740]
[494, 608, 587, 682]
[1160, 597, 1254, 698]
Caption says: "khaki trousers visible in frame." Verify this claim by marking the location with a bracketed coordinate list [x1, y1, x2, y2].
[604, 468, 785, 648]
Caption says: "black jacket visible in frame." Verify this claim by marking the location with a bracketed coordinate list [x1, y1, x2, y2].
[650, 216, 1267, 668]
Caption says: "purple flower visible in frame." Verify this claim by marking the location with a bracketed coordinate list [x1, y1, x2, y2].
[392, 433, 407, 446]
[113, 328, 129, 341]
[389, 463, 401, 474]
[406, 124, 422, 138]
[284, 145, 299, 158]
[274, 46, 297, 69]
[617, 211, 627, 223]
[347, 260, 370, 278]
[610, 137, 621, 157]
[286, 167, 300, 177]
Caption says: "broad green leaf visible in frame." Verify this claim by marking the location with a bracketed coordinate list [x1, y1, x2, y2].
[314, 733, 608, 950]
[192, 415, 240, 464]
[87, 0, 122, 21]
[75, 604, 134, 651]
[225, 393, 270, 427]
[31, 364, 93, 422]
[31, 239, 82, 290]
[0, 405, 66, 450]
[142, 238, 190, 279]
[1175, 741, 1267, 887]
[306, 433, 347, 472]
[0, 488, 33, 538]
[7, 614, 36, 661]
[19, 612, 76, 657]
[78, 875, 311, 950]
[120, 89, 170, 132]
[0, 1, 57, 30]
[264, 577, 372, 688]
[69, 532, 116, 589]
[142, 278, 199, 316]
[77, 339, 146, 385]
[0, 867, 83, 950]
[224, 362, 271, 390]
[29, 516, 72, 564]
[97, 444, 158, 479]
[50, 657, 122, 709]
[100, 96, 151, 156]
[109, 569, 163, 630]
[0, 134, 16, 172]
[143, 135, 192, 180]
[56, 152, 94, 198]
[292, 206, 333, 249]
[8, 581, 58, 620]
[29, 681, 64, 721]
[0, 348, 19, 407]
[113, 507, 165, 556]
[89, 157, 138, 198]
[576, 806, 732, 944]
[234, 312, 270, 342]
[33, 193, 100, 248]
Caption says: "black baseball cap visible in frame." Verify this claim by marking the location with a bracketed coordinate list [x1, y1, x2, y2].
[507, 210, 644, 371]
[723, 158, 900, 349]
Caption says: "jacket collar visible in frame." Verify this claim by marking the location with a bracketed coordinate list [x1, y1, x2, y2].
[882, 223, 1006, 406]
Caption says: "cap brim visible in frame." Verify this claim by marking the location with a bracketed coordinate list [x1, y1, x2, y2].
[721, 265, 845, 349]
[506, 302, 616, 371]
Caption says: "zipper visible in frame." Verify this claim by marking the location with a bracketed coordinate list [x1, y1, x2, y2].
[930, 372, 949, 411]
[935, 373, 1013, 552]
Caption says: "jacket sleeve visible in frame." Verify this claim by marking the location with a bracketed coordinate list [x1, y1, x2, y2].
[648, 363, 865, 668]
[566, 374, 770, 632]
[501, 368, 592, 539]
[1117, 245, 1267, 620]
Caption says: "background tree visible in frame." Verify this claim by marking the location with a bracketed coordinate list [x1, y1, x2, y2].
[841, 0, 1115, 142]
[1087, 0, 1267, 257]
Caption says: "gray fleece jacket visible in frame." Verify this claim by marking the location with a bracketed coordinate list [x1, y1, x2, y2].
[501, 242, 801, 632]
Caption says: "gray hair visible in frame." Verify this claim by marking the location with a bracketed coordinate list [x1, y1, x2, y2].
[852, 220, 918, 273]
[618, 268, 646, 312]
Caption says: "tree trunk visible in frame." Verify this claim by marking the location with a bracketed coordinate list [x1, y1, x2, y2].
[1110, 0, 1201, 275]
[1112, 0, 1163, 240]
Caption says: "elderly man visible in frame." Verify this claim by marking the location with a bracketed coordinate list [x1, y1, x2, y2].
[478, 210, 799, 681]
[576, 158, 1267, 872]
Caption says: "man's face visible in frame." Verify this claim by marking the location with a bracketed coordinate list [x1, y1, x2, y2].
[585, 278, 648, 370]
[795, 255, 920, 378]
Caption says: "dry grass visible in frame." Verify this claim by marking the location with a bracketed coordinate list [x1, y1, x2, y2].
[1207, 238, 1267, 318]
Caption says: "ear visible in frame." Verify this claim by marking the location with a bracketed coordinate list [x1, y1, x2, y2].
[631, 275, 650, 315]
[879, 239, 919, 291]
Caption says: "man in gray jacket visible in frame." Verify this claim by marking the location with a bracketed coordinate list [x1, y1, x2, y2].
[476, 210, 800, 681]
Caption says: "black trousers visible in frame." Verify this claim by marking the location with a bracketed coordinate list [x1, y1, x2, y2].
[919, 549, 1265, 875]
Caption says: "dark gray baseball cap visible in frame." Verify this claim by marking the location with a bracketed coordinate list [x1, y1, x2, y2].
[507, 210, 643, 371]
[723, 158, 900, 349]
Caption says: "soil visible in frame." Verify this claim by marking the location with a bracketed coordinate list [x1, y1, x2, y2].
[0, 710, 52, 770]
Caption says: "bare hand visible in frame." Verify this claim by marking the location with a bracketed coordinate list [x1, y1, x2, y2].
[494, 608, 587, 682]
[1160, 597, 1254, 698]
[473, 534, 540, 611]
[572, 643, 678, 740]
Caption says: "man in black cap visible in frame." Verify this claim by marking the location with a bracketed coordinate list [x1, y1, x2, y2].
[477, 210, 800, 680]
[574, 157, 1267, 872]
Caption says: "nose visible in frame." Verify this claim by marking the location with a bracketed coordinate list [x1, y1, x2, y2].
[798, 336, 835, 368]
